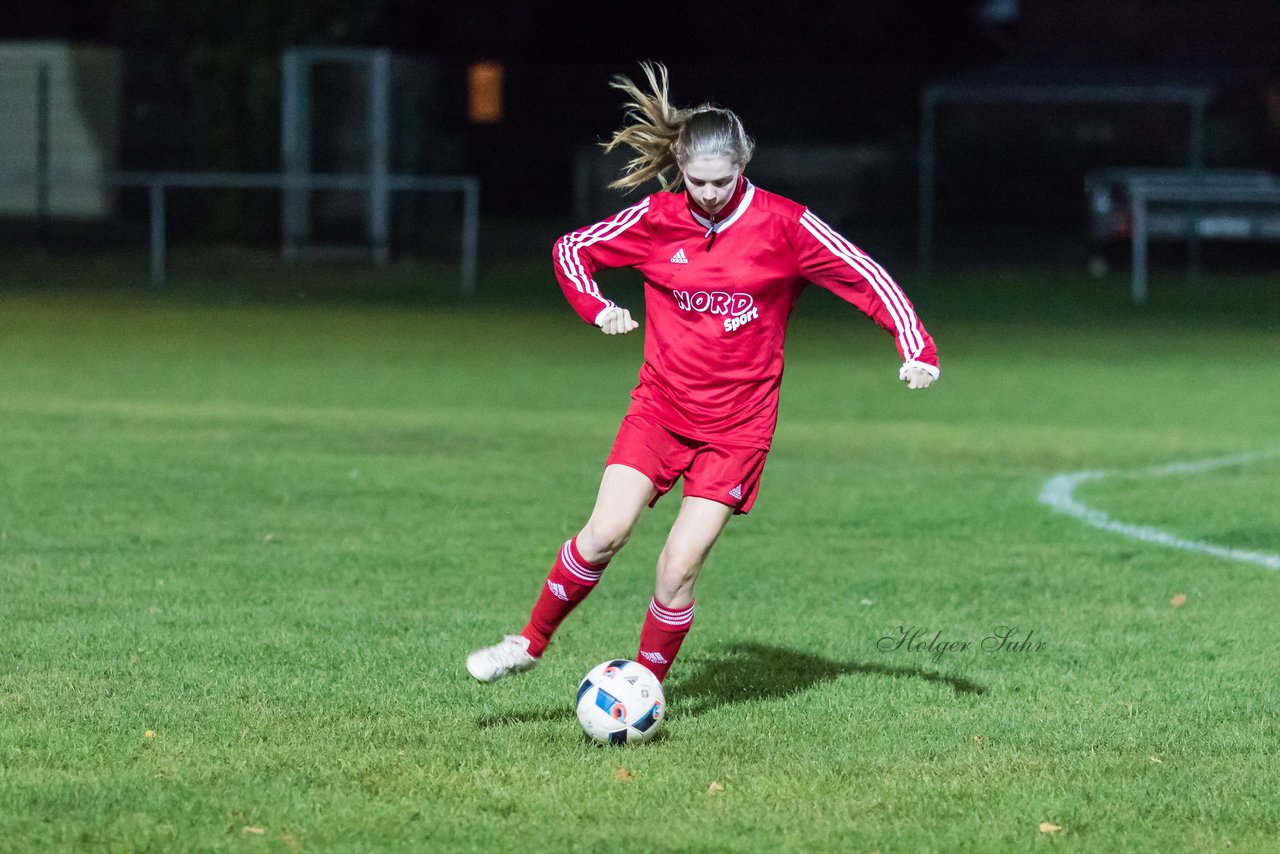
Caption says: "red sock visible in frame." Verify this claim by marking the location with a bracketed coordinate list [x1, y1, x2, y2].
[637, 597, 695, 682]
[520, 538, 608, 658]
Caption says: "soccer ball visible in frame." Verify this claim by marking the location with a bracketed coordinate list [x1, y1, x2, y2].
[575, 659, 665, 745]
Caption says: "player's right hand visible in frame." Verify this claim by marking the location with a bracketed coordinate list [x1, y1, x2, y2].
[597, 307, 639, 335]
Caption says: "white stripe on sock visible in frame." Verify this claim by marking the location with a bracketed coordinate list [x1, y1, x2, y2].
[560, 540, 603, 584]
[649, 598, 694, 627]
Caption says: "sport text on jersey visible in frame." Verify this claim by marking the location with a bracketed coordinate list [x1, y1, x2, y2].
[672, 290, 760, 333]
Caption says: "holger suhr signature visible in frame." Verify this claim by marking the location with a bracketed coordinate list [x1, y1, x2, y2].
[878, 625, 1047, 664]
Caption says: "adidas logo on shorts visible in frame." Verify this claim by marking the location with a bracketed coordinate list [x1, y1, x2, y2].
[669, 248, 689, 264]
[729, 484, 744, 500]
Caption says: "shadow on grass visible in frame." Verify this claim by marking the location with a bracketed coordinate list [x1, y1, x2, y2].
[670, 642, 985, 718]
[475, 642, 983, 729]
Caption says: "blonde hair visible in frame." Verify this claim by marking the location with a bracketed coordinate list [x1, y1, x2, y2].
[603, 62, 754, 193]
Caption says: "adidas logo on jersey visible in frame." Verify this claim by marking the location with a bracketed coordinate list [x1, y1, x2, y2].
[729, 484, 744, 500]
[669, 248, 689, 264]
[640, 650, 669, 665]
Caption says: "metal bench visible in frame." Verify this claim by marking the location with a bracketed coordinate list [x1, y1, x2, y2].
[1085, 169, 1280, 303]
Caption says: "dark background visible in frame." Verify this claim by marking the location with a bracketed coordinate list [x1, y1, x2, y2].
[4, 1, 1280, 262]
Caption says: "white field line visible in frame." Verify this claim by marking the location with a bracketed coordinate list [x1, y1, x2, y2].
[1038, 451, 1280, 570]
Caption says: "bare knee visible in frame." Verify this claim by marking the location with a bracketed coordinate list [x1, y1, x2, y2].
[578, 515, 634, 563]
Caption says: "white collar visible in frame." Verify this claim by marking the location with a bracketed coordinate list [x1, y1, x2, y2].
[689, 180, 756, 237]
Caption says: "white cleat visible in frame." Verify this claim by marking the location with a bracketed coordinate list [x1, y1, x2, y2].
[466, 634, 539, 683]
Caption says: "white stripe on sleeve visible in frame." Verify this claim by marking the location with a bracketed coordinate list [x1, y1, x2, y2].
[556, 198, 650, 303]
[800, 210, 925, 360]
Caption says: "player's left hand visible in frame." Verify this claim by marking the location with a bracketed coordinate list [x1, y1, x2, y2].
[899, 365, 937, 390]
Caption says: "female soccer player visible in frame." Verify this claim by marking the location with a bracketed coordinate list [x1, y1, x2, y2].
[467, 63, 938, 684]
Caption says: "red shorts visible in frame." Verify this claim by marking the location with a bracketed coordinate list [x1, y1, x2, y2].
[605, 413, 769, 515]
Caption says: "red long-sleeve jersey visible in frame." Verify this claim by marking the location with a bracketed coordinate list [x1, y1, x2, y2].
[552, 178, 938, 450]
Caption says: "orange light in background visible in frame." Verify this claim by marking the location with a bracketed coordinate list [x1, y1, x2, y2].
[469, 61, 504, 124]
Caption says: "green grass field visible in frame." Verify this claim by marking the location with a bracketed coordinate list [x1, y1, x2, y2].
[1, 256, 1278, 852]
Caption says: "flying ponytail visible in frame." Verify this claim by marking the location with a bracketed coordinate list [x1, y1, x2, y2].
[603, 62, 754, 193]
